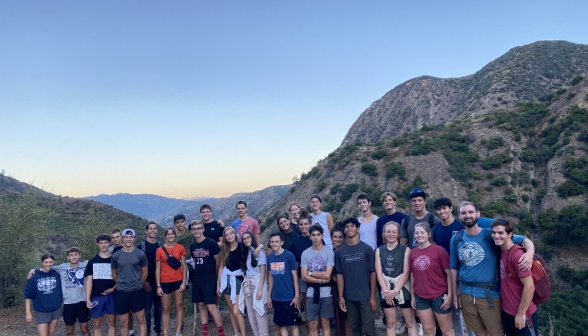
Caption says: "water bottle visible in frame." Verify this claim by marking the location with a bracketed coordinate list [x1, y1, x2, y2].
[88, 301, 99, 309]
[250, 246, 259, 261]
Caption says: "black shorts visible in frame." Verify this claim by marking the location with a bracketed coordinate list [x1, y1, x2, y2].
[161, 281, 183, 295]
[272, 300, 297, 327]
[63, 301, 90, 326]
[115, 289, 146, 315]
[381, 298, 412, 309]
[192, 278, 217, 305]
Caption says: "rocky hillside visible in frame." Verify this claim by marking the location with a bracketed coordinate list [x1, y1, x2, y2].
[342, 40, 588, 146]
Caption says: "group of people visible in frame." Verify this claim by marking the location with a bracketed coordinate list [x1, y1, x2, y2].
[24, 190, 540, 336]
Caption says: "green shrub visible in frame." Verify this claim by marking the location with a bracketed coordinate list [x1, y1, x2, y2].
[482, 200, 508, 217]
[491, 177, 507, 186]
[557, 180, 585, 197]
[316, 181, 327, 193]
[482, 152, 513, 169]
[571, 75, 584, 86]
[385, 161, 406, 179]
[538, 205, 588, 246]
[361, 163, 378, 177]
[340, 183, 359, 202]
[531, 179, 539, 188]
[371, 149, 388, 160]
[389, 137, 408, 148]
[521, 194, 530, 203]
[330, 183, 342, 195]
[488, 137, 505, 149]
[519, 147, 536, 163]
[556, 88, 567, 95]
[567, 92, 576, 100]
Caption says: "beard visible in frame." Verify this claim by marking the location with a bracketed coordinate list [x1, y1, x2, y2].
[462, 216, 478, 228]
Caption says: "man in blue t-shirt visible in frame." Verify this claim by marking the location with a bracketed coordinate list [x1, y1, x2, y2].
[376, 192, 407, 247]
[267, 232, 300, 336]
[450, 201, 535, 336]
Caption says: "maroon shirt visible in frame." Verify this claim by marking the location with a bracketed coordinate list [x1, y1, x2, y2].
[500, 247, 537, 316]
[409, 245, 450, 300]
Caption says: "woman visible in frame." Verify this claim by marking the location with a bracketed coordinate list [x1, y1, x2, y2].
[330, 226, 352, 336]
[24, 253, 63, 336]
[277, 214, 300, 253]
[375, 222, 418, 336]
[288, 203, 303, 235]
[238, 231, 269, 336]
[218, 227, 247, 336]
[156, 227, 188, 336]
[409, 223, 454, 336]
[309, 195, 334, 248]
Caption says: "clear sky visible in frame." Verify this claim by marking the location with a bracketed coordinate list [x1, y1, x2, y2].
[1, 1, 587, 198]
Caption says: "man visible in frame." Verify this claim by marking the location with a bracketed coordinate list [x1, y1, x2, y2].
[491, 219, 538, 336]
[200, 204, 225, 246]
[400, 189, 441, 249]
[336, 218, 377, 336]
[174, 214, 194, 251]
[110, 229, 122, 253]
[138, 222, 162, 336]
[188, 221, 226, 336]
[376, 192, 407, 247]
[111, 228, 149, 336]
[301, 225, 335, 336]
[450, 202, 534, 336]
[85, 234, 117, 336]
[291, 212, 316, 313]
[267, 232, 300, 336]
[231, 201, 261, 243]
[357, 193, 379, 250]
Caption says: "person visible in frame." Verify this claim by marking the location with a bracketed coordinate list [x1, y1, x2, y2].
[409, 223, 454, 336]
[267, 232, 300, 336]
[277, 214, 300, 252]
[24, 253, 63, 336]
[309, 195, 334, 249]
[110, 229, 123, 253]
[217, 227, 247, 336]
[238, 231, 269, 336]
[301, 225, 335, 336]
[357, 193, 379, 250]
[288, 203, 303, 235]
[375, 222, 417, 336]
[450, 202, 535, 336]
[174, 214, 194, 252]
[431, 197, 472, 336]
[155, 227, 187, 336]
[491, 218, 538, 336]
[231, 200, 261, 243]
[200, 204, 225, 246]
[335, 218, 377, 336]
[188, 221, 225, 336]
[330, 226, 352, 336]
[111, 228, 149, 336]
[291, 209, 314, 313]
[400, 189, 441, 250]
[85, 234, 117, 336]
[139, 222, 163, 336]
[376, 192, 408, 247]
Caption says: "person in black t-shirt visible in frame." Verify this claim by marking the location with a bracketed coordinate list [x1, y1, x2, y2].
[138, 222, 163, 336]
[199, 204, 225, 246]
[84, 234, 117, 336]
[188, 221, 226, 336]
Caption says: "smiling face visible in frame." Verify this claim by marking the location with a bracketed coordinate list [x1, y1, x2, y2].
[331, 231, 344, 248]
[436, 205, 452, 221]
[344, 223, 359, 238]
[383, 195, 396, 212]
[224, 229, 237, 244]
[242, 232, 253, 247]
[269, 235, 283, 251]
[200, 208, 212, 222]
[236, 204, 248, 217]
[289, 204, 300, 220]
[165, 229, 176, 243]
[298, 218, 311, 234]
[146, 223, 158, 239]
[174, 219, 186, 231]
[278, 217, 291, 231]
[414, 225, 430, 244]
[459, 204, 480, 228]
[123, 234, 135, 247]
[357, 198, 371, 212]
[384, 223, 399, 244]
[41, 257, 55, 272]
[411, 196, 426, 213]
[491, 225, 512, 247]
[310, 197, 321, 212]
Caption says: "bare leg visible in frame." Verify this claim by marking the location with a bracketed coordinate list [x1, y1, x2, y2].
[174, 290, 184, 335]
[80, 322, 91, 336]
[308, 320, 319, 336]
[207, 304, 224, 327]
[106, 314, 116, 336]
[384, 307, 398, 336]
[161, 293, 172, 335]
[134, 309, 147, 336]
[66, 324, 75, 336]
[37, 323, 49, 336]
[417, 309, 436, 336]
[224, 295, 239, 334]
[320, 317, 331, 336]
[433, 311, 454, 336]
[93, 316, 104, 336]
[231, 295, 247, 335]
[291, 325, 300, 336]
[119, 313, 130, 336]
[402, 307, 419, 336]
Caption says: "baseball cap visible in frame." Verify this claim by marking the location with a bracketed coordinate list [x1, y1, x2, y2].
[122, 228, 136, 237]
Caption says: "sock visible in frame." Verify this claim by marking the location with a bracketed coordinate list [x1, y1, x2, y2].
[202, 323, 209, 336]
[217, 325, 225, 336]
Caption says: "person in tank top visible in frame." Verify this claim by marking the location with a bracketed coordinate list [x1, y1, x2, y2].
[309, 195, 334, 248]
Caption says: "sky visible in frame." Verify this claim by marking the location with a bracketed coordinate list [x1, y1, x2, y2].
[1, 1, 587, 199]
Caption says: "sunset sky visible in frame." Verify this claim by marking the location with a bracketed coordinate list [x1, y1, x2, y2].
[1, 0, 587, 198]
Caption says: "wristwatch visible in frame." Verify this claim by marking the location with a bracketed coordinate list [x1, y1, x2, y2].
[308, 270, 313, 276]
[156, 284, 161, 287]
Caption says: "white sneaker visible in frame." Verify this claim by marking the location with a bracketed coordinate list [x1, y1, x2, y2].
[418, 323, 424, 336]
[396, 321, 406, 334]
[129, 331, 135, 336]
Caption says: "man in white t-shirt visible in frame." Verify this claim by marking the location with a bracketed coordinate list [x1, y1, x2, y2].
[357, 193, 379, 250]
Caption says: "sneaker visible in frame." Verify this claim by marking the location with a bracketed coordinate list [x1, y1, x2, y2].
[396, 321, 406, 334]
[418, 323, 424, 336]
[129, 331, 135, 336]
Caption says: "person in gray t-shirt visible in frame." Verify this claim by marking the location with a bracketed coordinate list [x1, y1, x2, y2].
[400, 189, 441, 249]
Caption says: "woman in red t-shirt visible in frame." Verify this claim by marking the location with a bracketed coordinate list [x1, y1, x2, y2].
[409, 223, 454, 336]
[156, 227, 187, 336]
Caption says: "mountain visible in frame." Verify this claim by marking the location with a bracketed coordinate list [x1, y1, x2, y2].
[342, 40, 588, 146]
[85, 193, 192, 219]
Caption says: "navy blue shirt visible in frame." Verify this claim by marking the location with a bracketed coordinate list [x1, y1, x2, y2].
[431, 219, 465, 256]
[291, 235, 325, 276]
[24, 269, 63, 312]
[376, 212, 408, 247]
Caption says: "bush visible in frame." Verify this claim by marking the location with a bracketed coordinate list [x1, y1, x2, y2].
[521, 194, 530, 203]
[316, 181, 327, 193]
[491, 177, 508, 186]
[539, 205, 588, 246]
[488, 137, 505, 149]
[482, 152, 513, 170]
[567, 92, 576, 100]
[361, 163, 378, 177]
[340, 183, 359, 202]
[557, 180, 585, 197]
[329, 183, 342, 195]
[571, 75, 584, 86]
[519, 147, 536, 163]
[371, 149, 388, 160]
[385, 161, 407, 180]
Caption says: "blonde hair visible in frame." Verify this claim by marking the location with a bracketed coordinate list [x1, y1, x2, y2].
[220, 227, 238, 267]
[380, 192, 398, 203]
[382, 221, 400, 244]
[414, 222, 432, 243]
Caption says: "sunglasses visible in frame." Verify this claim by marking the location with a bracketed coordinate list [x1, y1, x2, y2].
[409, 189, 424, 195]
[494, 217, 512, 229]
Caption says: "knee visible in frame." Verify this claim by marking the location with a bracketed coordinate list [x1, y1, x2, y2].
[175, 302, 183, 311]
[423, 325, 435, 335]
[308, 320, 318, 329]
[162, 306, 171, 314]
[198, 302, 206, 310]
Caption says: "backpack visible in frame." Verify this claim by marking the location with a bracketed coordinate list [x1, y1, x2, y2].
[506, 245, 551, 305]
[139, 240, 163, 252]
[401, 212, 436, 232]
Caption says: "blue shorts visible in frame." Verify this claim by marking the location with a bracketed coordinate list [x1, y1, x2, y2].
[89, 293, 116, 319]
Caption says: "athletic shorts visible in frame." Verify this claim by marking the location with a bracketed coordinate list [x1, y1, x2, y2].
[272, 300, 297, 327]
[306, 297, 335, 321]
[35, 306, 62, 325]
[192, 278, 217, 305]
[381, 297, 412, 309]
[115, 289, 146, 315]
[161, 280, 183, 295]
[63, 301, 90, 325]
[89, 293, 116, 318]
[221, 275, 243, 296]
[414, 293, 453, 314]
[298, 277, 308, 292]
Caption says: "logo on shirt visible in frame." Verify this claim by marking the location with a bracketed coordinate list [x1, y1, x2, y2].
[343, 253, 363, 263]
[270, 262, 286, 275]
[93, 263, 113, 280]
[37, 277, 57, 293]
[308, 255, 327, 272]
[459, 242, 485, 267]
[193, 250, 210, 257]
[64, 268, 85, 289]
[413, 255, 431, 271]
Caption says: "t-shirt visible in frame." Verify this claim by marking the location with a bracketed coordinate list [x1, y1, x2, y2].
[203, 220, 224, 243]
[290, 222, 302, 235]
[301, 246, 335, 298]
[246, 249, 267, 276]
[401, 212, 441, 249]
[111, 245, 123, 254]
[335, 241, 375, 302]
[231, 217, 260, 241]
[176, 230, 195, 252]
[189, 238, 220, 280]
[450, 228, 526, 299]
[409, 245, 450, 300]
[138, 240, 162, 284]
[267, 249, 297, 301]
[376, 212, 408, 247]
[378, 244, 411, 299]
[53, 262, 88, 304]
[292, 235, 325, 277]
[500, 247, 537, 317]
[226, 243, 243, 272]
[431, 219, 465, 256]
[310, 212, 333, 248]
[84, 254, 115, 298]
[358, 215, 379, 250]
[24, 269, 63, 313]
[156, 244, 186, 283]
[281, 230, 300, 253]
[111, 248, 149, 292]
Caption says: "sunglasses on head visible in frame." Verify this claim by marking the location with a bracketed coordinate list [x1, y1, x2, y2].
[494, 217, 512, 229]
[409, 189, 424, 195]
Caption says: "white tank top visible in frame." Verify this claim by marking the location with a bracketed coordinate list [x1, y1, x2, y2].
[311, 211, 333, 248]
[358, 215, 379, 250]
